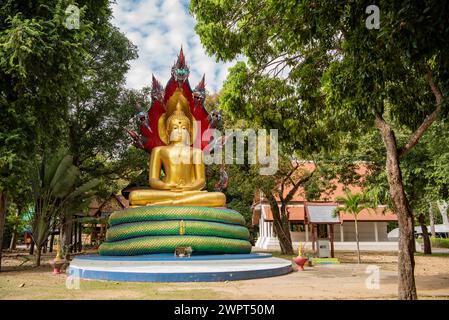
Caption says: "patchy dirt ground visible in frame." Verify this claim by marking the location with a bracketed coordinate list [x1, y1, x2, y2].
[0, 250, 448, 300]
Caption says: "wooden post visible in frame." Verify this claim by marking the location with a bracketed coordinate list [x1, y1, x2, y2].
[330, 224, 335, 258]
[374, 222, 379, 242]
[311, 224, 316, 255]
[91, 223, 96, 245]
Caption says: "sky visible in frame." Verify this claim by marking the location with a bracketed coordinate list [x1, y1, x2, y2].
[111, 0, 237, 93]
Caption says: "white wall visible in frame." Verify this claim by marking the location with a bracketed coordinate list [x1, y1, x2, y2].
[335, 222, 389, 241]
[287, 222, 389, 242]
[290, 231, 306, 242]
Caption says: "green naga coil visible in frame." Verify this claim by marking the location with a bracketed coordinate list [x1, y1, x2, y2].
[99, 206, 252, 256]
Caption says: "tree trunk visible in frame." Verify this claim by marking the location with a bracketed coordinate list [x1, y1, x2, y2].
[279, 203, 293, 255]
[267, 193, 293, 254]
[62, 217, 73, 259]
[429, 203, 436, 238]
[329, 224, 335, 258]
[9, 232, 17, 251]
[375, 114, 417, 300]
[9, 207, 21, 251]
[49, 232, 55, 253]
[0, 190, 8, 272]
[418, 214, 432, 254]
[29, 239, 34, 255]
[411, 216, 416, 253]
[78, 221, 83, 252]
[35, 246, 42, 267]
[274, 219, 293, 254]
[354, 214, 361, 263]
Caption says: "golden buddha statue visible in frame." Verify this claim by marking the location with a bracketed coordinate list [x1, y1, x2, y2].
[99, 52, 252, 256]
[129, 90, 226, 207]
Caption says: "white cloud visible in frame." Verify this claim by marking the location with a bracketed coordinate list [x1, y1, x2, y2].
[111, 0, 237, 93]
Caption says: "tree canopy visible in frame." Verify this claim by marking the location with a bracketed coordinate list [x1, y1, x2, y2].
[0, 0, 142, 268]
[190, 0, 449, 300]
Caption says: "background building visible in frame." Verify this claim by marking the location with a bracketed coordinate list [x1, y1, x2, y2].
[252, 162, 398, 252]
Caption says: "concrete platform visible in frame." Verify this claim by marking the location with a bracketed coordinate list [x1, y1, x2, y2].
[68, 253, 292, 282]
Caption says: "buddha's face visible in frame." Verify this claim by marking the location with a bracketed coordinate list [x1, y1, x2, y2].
[167, 117, 191, 144]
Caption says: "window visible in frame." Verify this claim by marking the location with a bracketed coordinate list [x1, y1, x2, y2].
[290, 222, 306, 232]
[317, 224, 328, 238]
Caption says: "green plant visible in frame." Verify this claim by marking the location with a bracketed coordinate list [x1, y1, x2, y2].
[30, 148, 99, 265]
[334, 190, 379, 264]
[417, 237, 449, 249]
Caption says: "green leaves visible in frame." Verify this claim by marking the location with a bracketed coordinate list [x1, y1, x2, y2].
[68, 179, 100, 200]
[29, 148, 99, 248]
[335, 189, 379, 217]
[0, 1, 105, 194]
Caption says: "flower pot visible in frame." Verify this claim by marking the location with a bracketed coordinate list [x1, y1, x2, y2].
[50, 257, 66, 274]
[293, 257, 308, 271]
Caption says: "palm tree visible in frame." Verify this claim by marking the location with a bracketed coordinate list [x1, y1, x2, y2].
[30, 149, 99, 266]
[334, 190, 378, 264]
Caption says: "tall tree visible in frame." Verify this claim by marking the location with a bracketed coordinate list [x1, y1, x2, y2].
[0, 0, 114, 269]
[191, 0, 449, 300]
[66, 24, 138, 169]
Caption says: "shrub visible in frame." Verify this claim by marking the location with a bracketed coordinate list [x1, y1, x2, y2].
[430, 237, 449, 248]
[418, 237, 449, 249]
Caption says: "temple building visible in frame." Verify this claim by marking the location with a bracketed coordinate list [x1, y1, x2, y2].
[252, 162, 399, 252]
[86, 194, 129, 245]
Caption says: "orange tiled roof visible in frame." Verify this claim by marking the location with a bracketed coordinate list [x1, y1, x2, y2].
[339, 207, 397, 222]
[253, 162, 397, 225]
[261, 205, 305, 221]
[258, 204, 397, 223]
[272, 161, 367, 202]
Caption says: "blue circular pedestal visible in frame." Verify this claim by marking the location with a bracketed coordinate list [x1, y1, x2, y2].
[68, 253, 292, 282]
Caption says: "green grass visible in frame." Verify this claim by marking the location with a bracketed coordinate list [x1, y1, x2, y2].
[0, 274, 227, 300]
[415, 252, 449, 257]
[417, 237, 449, 249]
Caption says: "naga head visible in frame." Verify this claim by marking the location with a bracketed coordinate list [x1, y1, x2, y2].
[171, 47, 190, 86]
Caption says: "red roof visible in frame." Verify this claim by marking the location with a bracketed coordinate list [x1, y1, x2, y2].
[339, 207, 397, 222]
[252, 161, 397, 225]
[273, 162, 367, 202]
[261, 206, 305, 221]
[257, 204, 396, 223]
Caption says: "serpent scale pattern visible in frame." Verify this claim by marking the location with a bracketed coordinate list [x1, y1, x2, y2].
[99, 206, 251, 255]
[99, 235, 252, 255]
[105, 220, 249, 242]
[108, 205, 246, 226]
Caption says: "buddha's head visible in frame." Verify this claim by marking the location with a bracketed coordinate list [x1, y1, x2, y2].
[166, 102, 192, 144]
